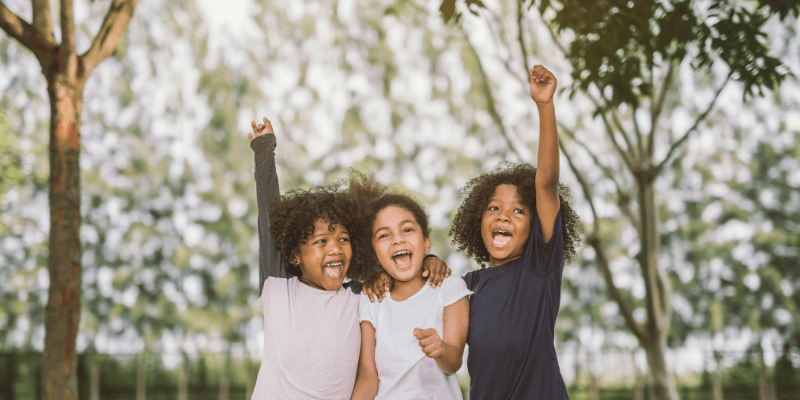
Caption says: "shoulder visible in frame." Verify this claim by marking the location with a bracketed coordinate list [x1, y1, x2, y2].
[264, 276, 291, 291]
[462, 270, 480, 291]
[440, 276, 472, 306]
[441, 275, 468, 290]
[358, 292, 380, 324]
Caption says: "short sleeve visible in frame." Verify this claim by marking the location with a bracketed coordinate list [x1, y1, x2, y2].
[440, 276, 472, 308]
[526, 208, 564, 276]
[358, 293, 377, 326]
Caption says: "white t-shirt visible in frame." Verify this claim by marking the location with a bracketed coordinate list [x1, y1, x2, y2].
[252, 277, 361, 400]
[358, 276, 472, 400]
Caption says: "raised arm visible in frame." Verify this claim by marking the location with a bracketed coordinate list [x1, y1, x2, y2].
[249, 117, 287, 295]
[529, 66, 560, 242]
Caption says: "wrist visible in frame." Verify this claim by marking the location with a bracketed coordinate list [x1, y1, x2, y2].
[535, 101, 555, 111]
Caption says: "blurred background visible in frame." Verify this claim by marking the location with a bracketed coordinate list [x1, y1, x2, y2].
[1, 0, 798, 399]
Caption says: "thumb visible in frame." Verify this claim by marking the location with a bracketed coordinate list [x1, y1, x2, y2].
[413, 328, 423, 339]
[247, 132, 254, 142]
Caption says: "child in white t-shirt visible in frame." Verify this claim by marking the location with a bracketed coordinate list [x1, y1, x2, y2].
[351, 191, 471, 400]
[247, 119, 452, 399]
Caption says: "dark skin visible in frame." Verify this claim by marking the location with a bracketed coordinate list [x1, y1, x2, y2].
[248, 117, 451, 294]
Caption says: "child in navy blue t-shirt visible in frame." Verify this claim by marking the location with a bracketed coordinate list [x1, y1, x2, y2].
[449, 65, 582, 399]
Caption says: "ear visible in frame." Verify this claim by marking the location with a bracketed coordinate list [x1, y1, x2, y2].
[423, 236, 431, 254]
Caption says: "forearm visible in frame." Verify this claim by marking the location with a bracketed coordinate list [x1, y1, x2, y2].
[350, 371, 379, 400]
[535, 102, 559, 189]
[433, 342, 463, 375]
[251, 134, 286, 293]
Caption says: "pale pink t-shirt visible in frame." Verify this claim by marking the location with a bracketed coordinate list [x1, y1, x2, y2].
[252, 276, 361, 400]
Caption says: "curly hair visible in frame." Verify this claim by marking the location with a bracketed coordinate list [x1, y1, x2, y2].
[449, 163, 582, 267]
[268, 184, 374, 282]
[346, 171, 432, 282]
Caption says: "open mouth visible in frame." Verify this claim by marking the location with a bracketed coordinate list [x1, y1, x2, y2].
[323, 261, 344, 279]
[392, 250, 412, 266]
[492, 230, 512, 247]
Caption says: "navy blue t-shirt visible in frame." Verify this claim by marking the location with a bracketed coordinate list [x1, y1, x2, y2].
[463, 209, 568, 400]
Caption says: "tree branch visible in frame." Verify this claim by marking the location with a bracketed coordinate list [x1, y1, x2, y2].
[586, 92, 635, 171]
[31, 0, 54, 41]
[649, 55, 676, 157]
[82, 0, 138, 76]
[598, 84, 637, 159]
[460, 24, 525, 161]
[560, 137, 646, 343]
[560, 123, 640, 233]
[60, 0, 75, 58]
[631, 101, 644, 155]
[0, 1, 58, 62]
[656, 72, 732, 175]
[516, 0, 529, 69]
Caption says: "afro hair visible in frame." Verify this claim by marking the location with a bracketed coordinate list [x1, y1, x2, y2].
[345, 170, 432, 283]
[449, 162, 582, 267]
[268, 184, 374, 282]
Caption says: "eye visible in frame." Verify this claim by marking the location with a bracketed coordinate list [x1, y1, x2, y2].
[378, 233, 390, 239]
[488, 206, 499, 211]
[403, 227, 414, 233]
[514, 209, 525, 214]
[339, 236, 350, 242]
[314, 239, 326, 245]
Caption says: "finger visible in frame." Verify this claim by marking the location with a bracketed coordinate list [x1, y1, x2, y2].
[418, 328, 435, 338]
[418, 335, 438, 348]
[247, 132, 254, 142]
[422, 269, 429, 278]
[263, 117, 274, 134]
[422, 346, 443, 358]
[414, 328, 422, 339]
[374, 284, 386, 300]
[445, 267, 451, 278]
[429, 269, 439, 287]
[364, 287, 375, 303]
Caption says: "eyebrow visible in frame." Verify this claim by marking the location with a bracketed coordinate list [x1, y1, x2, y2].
[488, 199, 526, 207]
[310, 228, 348, 239]
[374, 220, 416, 235]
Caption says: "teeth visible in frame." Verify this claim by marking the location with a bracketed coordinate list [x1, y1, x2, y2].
[324, 261, 343, 267]
[393, 250, 411, 257]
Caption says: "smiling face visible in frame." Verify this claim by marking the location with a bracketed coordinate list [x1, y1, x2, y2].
[481, 184, 532, 268]
[293, 218, 352, 291]
[372, 205, 431, 283]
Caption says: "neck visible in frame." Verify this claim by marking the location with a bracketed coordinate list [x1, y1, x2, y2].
[390, 273, 426, 301]
[299, 277, 326, 291]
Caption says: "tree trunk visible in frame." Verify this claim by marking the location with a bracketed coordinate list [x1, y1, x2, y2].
[713, 379, 724, 400]
[643, 334, 679, 400]
[637, 170, 678, 400]
[136, 368, 146, 400]
[179, 369, 188, 400]
[218, 378, 229, 400]
[90, 359, 100, 400]
[42, 65, 85, 400]
[589, 374, 600, 400]
[246, 382, 254, 400]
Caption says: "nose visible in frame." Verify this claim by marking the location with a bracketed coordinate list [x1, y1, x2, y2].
[327, 240, 344, 255]
[497, 209, 510, 222]
[392, 234, 405, 245]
